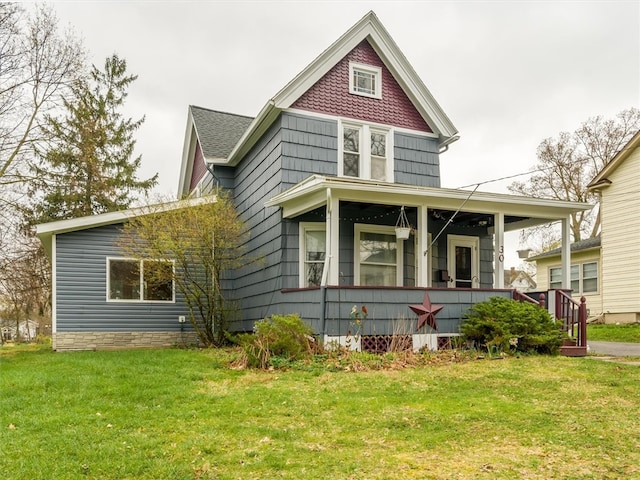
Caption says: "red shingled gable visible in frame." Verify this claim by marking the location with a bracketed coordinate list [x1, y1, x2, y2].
[189, 140, 206, 191]
[292, 40, 432, 132]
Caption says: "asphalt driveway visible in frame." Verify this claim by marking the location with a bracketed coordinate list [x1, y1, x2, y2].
[588, 341, 640, 357]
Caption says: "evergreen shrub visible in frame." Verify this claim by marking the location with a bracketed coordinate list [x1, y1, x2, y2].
[460, 296, 565, 355]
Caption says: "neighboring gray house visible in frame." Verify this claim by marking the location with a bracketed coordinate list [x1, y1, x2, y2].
[37, 11, 590, 351]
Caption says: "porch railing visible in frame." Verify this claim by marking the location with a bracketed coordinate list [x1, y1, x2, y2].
[555, 290, 588, 356]
[513, 289, 587, 356]
[512, 290, 545, 307]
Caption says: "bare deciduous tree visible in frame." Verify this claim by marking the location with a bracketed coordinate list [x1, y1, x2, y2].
[0, 3, 85, 192]
[118, 194, 250, 346]
[509, 107, 640, 249]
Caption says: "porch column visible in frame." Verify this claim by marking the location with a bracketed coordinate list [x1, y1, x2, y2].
[417, 204, 428, 286]
[326, 190, 340, 285]
[494, 212, 505, 288]
[561, 216, 571, 289]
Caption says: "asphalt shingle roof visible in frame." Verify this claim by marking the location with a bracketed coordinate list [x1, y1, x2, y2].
[527, 236, 601, 261]
[190, 106, 254, 160]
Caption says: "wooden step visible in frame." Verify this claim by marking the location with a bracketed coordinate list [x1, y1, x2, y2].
[560, 345, 588, 357]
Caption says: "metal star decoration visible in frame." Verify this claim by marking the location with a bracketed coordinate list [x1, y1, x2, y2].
[409, 292, 444, 331]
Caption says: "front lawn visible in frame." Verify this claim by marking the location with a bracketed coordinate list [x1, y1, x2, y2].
[588, 323, 640, 343]
[1, 345, 639, 479]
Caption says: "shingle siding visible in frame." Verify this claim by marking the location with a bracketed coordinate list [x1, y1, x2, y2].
[394, 132, 440, 187]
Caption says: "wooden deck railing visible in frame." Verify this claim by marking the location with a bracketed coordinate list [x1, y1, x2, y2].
[513, 289, 587, 356]
[555, 290, 588, 356]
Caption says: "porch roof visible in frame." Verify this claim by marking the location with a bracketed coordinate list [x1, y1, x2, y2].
[265, 175, 592, 231]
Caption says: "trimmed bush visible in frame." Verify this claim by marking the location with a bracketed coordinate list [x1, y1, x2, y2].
[460, 297, 566, 355]
[237, 314, 315, 369]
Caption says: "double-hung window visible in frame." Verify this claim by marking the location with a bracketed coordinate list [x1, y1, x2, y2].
[354, 224, 403, 286]
[300, 223, 326, 287]
[549, 261, 598, 294]
[340, 122, 392, 181]
[108, 258, 175, 302]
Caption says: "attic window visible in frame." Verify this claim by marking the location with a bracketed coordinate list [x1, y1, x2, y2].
[349, 62, 382, 99]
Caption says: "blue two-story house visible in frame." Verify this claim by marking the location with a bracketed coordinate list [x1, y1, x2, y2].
[37, 12, 590, 351]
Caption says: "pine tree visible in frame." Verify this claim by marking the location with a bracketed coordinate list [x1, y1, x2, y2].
[29, 54, 157, 223]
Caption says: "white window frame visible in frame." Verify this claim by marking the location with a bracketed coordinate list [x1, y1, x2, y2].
[549, 261, 598, 294]
[354, 224, 403, 286]
[299, 222, 326, 288]
[338, 120, 393, 182]
[107, 257, 175, 303]
[349, 62, 382, 99]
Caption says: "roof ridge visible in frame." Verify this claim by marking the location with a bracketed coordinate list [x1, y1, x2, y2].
[189, 105, 254, 120]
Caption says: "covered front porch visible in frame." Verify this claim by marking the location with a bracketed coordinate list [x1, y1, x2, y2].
[266, 175, 592, 349]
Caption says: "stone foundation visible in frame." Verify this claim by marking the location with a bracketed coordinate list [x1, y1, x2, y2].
[53, 331, 200, 351]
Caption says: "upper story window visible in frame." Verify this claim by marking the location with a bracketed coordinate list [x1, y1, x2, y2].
[340, 121, 393, 182]
[349, 62, 382, 99]
[549, 261, 598, 294]
[107, 258, 175, 302]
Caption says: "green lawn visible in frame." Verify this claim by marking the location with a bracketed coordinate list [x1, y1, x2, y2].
[588, 323, 640, 343]
[2, 344, 640, 479]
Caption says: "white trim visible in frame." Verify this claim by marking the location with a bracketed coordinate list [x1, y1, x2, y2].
[447, 234, 480, 288]
[299, 222, 326, 288]
[284, 108, 439, 139]
[349, 62, 382, 99]
[354, 223, 403, 286]
[106, 257, 176, 303]
[265, 175, 592, 222]
[51, 234, 57, 334]
[36, 195, 217, 257]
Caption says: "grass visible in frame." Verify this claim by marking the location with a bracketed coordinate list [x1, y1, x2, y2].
[2, 344, 640, 479]
[588, 323, 640, 343]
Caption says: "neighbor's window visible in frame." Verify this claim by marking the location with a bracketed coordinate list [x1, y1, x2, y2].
[300, 223, 326, 287]
[582, 262, 598, 293]
[354, 224, 402, 286]
[549, 262, 598, 294]
[108, 258, 174, 302]
[340, 122, 391, 181]
[349, 62, 382, 99]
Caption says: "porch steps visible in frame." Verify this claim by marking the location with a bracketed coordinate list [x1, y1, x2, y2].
[560, 339, 588, 357]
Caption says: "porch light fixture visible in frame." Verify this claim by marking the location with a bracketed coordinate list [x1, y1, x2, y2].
[395, 206, 411, 240]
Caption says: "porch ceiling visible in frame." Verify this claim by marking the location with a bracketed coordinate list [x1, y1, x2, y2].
[265, 175, 592, 230]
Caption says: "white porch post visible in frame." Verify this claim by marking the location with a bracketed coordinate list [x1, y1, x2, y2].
[417, 204, 429, 286]
[494, 212, 505, 288]
[561, 216, 571, 289]
[327, 189, 340, 285]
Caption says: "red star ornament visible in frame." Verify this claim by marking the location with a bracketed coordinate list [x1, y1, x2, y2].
[409, 292, 444, 331]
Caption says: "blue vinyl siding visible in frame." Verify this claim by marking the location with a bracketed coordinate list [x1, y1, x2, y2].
[55, 225, 191, 332]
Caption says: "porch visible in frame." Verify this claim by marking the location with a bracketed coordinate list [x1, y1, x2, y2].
[279, 286, 588, 355]
[280, 286, 515, 351]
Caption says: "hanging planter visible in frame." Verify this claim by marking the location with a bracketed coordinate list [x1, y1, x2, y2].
[395, 206, 412, 240]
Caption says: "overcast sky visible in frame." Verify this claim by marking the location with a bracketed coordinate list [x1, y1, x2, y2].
[46, 0, 640, 265]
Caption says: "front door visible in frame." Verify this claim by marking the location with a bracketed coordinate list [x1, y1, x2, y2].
[447, 235, 479, 288]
